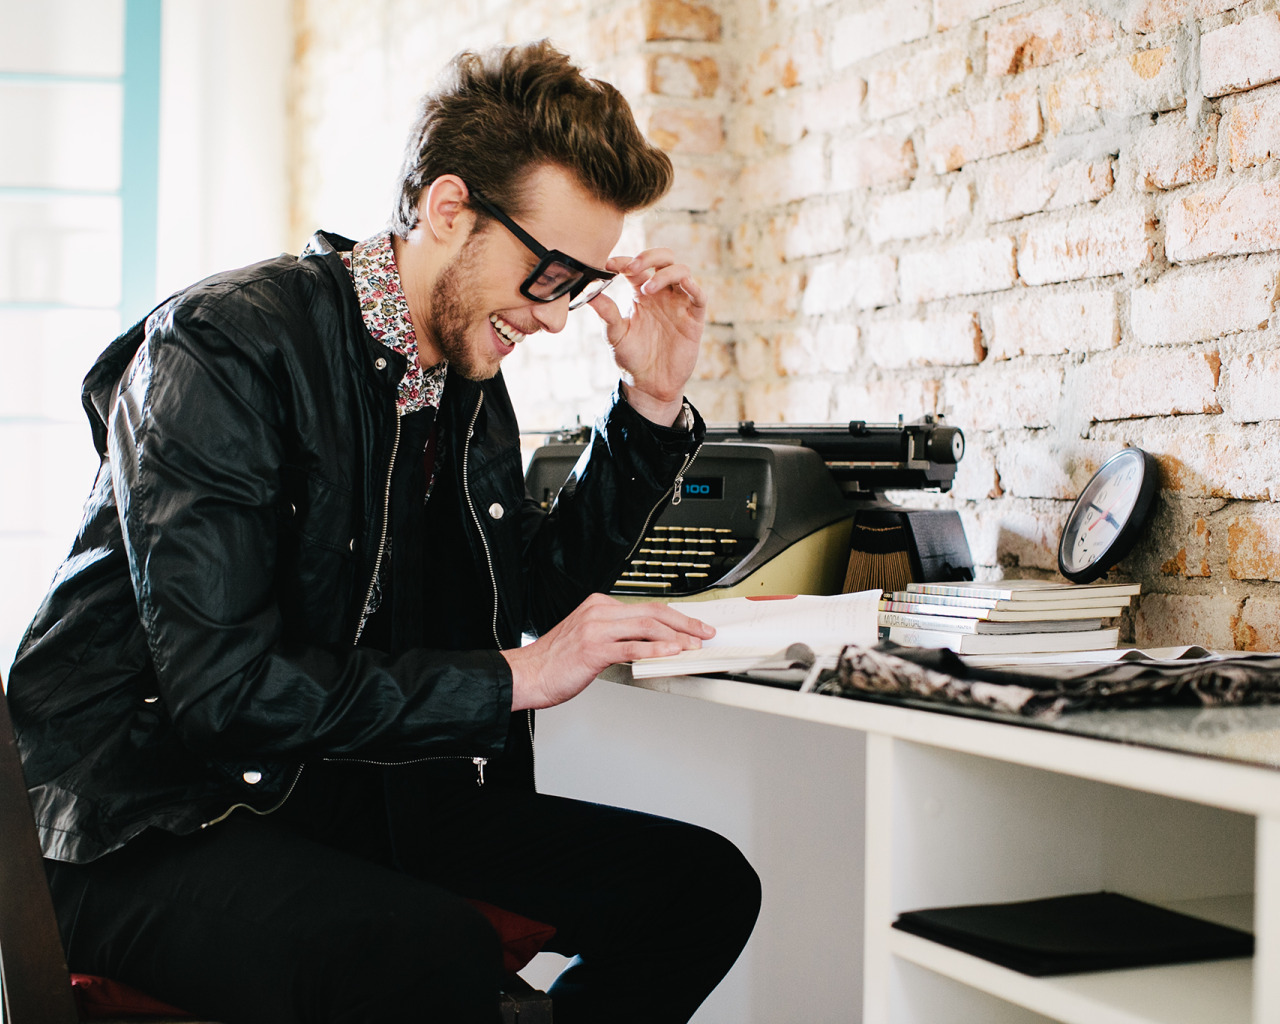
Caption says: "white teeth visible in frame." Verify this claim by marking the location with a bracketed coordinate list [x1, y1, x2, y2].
[489, 314, 524, 344]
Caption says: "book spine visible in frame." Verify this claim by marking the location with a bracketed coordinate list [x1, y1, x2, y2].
[878, 611, 980, 633]
[880, 599, 987, 619]
[886, 626, 965, 650]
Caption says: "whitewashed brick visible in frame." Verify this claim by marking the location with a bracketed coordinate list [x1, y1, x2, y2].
[780, 322, 860, 375]
[944, 360, 1064, 431]
[866, 313, 984, 368]
[1043, 47, 1185, 136]
[967, 501, 1064, 572]
[1227, 347, 1280, 424]
[790, 74, 867, 141]
[1201, 12, 1280, 98]
[995, 438, 1076, 499]
[949, 440, 1000, 503]
[866, 46, 969, 121]
[1158, 516, 1212, 579]
[1165, 180, 1280, 263]
[1133, 111, 1218, 191]
[935, 0, 1020, 34]
[736, 134, 827, 204]
[899, 236, 1017, 303]
[735, 332, 776, 382]
[922, 90, 1042, 173]
[852, 255, 899, 310]
[803, 258, 856, 316]
[734, 268, 806, 322]
[643, 218, 722, 271]
[1227, 509, 1280, 581]
[656, 162, 721, 212]
[741, 32, 823, 98]
[1123, 0, 1248, 35]
[1224, 88, 1280, 172]
[649, 53, 720, 99]
[990, 290, 1119, 359]
[1130, 261, 1278, 347]
[782, 198, 847, 260]
[1236, 596, 1280, 651]
[1134, 593, 1239, 649]
[1017, 208, 1154, 285]
[683, 381, 742, 424]
[644, 107, 724, 155]
[833, 374, 942, 424]
[830, 130, 917, 189]
[982, 156, 1114, 222]
[742, 377, 835, 421]
[867, 184, 969, 244]
[1154, 427, 1276, 501]
[832, 0, 931, 70]
[1069, 350, 1221, 422]
[986, 8, 1115, 77]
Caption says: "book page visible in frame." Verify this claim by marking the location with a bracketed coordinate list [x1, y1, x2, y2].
[630, 591, 882, 677]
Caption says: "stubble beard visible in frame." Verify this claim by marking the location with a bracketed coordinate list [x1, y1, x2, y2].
[427, 232, 499, 382]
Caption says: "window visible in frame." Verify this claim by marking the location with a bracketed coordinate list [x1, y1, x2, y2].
[0, 0, 161, 671]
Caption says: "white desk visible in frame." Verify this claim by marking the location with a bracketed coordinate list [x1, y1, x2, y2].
[600, 665, 1280, 1024]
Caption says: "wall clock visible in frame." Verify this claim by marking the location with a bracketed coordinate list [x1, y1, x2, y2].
[1057, 447, 1159, 584]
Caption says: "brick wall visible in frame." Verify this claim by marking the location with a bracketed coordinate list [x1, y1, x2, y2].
[292, 0, 1280, 649]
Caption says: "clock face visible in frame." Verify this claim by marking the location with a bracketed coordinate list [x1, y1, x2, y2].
[1058, 448, 1158, 584]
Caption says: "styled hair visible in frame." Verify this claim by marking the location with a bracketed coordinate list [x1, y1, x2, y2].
[391, 40, 673, 236]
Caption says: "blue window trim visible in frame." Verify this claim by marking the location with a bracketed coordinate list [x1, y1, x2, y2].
[0, 0, 162, 322]
[121, 0, 163, 324]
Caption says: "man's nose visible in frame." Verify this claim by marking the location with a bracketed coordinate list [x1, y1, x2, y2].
[530, 294, 571, 334]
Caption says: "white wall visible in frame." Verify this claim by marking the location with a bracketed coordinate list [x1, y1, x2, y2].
[527, 680, 867, 1023]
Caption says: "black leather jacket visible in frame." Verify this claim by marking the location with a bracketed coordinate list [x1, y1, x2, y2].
[8, 232, 703, 863]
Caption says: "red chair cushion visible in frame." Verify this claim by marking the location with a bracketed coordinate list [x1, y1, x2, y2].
[466, 898, 557, 974]
[70, 973, 195, 1020]
[69, 903, 553, 1017]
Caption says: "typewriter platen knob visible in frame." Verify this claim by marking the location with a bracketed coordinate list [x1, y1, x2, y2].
[925, 426, 964, 465]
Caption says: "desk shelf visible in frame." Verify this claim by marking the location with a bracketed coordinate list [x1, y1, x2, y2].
[615, 669, 1280, 1024]
[864, 736, 1269, 1024]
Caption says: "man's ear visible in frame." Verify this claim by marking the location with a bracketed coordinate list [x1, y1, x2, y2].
[419, 175, 473, 245]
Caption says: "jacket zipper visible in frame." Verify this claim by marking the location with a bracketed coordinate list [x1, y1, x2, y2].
[202, 408, 406, 829]
[622, 444, 702, 565]
[461, 390, 504, 787]
[326, 402, 489, 786]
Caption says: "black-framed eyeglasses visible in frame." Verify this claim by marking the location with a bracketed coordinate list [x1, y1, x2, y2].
[469, 190, 616, 310]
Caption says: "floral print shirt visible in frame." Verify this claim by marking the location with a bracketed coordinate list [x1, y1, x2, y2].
[339, 230, 447, 415]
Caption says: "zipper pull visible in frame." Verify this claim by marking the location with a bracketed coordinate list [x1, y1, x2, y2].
[473, 757, 487, 786]
[671, 473, 684, 506]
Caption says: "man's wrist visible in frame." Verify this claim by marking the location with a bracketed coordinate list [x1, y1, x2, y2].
[619, 382, 687, 428]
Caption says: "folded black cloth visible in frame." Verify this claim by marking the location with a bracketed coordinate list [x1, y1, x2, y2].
[893, 891, 1254, 976]
[817, 643, 1280, 719]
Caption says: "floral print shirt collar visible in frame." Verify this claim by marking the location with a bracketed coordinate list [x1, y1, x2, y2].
[339, 230, 447, 415]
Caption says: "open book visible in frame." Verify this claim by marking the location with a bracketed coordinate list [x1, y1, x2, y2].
[630, 591, 882, 679]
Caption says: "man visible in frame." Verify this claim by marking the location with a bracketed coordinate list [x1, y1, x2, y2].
[7, 41, 760, 1024]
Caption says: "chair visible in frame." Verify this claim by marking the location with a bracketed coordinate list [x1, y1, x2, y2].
[0, 672, 552, 1022]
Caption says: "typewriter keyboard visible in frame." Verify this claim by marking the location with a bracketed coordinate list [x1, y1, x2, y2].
[614, 525, 748, 595]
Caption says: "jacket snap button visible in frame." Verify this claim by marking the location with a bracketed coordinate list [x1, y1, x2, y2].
[488, 502, 504, 520]
[374, 357, 387, 370]
[242, 771, 263, 785]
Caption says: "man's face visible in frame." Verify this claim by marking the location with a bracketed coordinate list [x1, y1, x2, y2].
[425, 165, 625, 381]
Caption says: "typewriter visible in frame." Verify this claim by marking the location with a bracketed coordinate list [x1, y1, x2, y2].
[524, 416, 974, 602]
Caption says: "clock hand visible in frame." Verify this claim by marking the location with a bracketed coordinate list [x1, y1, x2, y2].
[1088, 484, 1138, 532]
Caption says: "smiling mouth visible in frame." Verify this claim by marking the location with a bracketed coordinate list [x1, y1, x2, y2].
[489, 314, 526, 346]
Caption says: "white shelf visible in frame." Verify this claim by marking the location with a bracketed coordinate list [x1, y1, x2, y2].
[891, 927, 1252, 1024]
[607, 670, 1280, 1024]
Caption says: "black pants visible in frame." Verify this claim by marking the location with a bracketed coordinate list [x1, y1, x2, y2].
[44, 764, 760, 1024]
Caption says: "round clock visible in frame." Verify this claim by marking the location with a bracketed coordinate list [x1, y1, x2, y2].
[1057, 447, 1159, 584]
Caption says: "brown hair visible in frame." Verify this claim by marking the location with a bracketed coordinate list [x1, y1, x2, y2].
[391, 40, 673, 236]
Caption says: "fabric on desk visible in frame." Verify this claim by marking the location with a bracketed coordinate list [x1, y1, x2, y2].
[818, 643, 1280, 719]
[892, 891, 1254, 976]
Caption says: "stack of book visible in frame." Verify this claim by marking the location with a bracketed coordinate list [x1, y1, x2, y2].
[878, 579, 1141, 656]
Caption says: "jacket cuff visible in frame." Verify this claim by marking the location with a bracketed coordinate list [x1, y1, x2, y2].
[610, 385, 705, 455]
